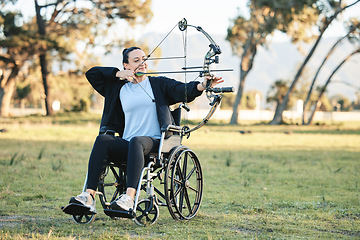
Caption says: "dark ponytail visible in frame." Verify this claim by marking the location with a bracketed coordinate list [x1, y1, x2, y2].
[122, 47, 141, 68]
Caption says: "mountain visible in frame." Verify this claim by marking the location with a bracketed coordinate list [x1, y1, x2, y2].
[102, 32, 360, 108]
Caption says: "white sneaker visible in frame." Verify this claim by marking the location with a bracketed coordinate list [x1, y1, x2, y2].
[110, 194, 134, 211]
[69, 192, 96, 213]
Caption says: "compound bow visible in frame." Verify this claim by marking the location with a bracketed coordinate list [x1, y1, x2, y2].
[136, 18, 234, 135]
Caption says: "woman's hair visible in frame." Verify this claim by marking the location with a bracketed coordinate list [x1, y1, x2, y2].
[122, 47, 142, 67]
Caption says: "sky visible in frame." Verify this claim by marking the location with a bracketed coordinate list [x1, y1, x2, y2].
[131, 0, 359, 40]
[135, 0, 248, 35]
[4, 0, 360, 101]
[11, 0, 360, 40]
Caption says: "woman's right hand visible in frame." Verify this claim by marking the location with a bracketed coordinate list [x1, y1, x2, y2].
[116, 70, 136, 83]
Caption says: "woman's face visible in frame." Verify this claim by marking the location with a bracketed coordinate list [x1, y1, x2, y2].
[123, 49, 147, 73]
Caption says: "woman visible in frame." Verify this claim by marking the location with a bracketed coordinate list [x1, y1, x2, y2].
[69, 47, 223, 213]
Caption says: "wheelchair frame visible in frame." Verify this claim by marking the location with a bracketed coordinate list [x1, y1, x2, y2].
[69, 88, 233, 226]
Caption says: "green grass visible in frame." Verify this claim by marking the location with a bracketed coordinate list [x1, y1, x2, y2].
[0, 116, 359, 239]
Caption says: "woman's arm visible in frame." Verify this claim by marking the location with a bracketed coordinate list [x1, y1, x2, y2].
[85, 67, 120, 96]
[161, 75, 225, 104]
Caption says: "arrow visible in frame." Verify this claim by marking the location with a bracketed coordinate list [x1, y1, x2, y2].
[135, 69, 233, 76]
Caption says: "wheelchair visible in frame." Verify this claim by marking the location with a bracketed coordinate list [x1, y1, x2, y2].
[67, 86, 233, 226]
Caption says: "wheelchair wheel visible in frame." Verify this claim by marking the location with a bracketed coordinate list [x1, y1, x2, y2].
[164, 146, 203, 220]
[97, 164, 126, 210]
[72, 214, 96, 224]
[134, 198, 159, 226]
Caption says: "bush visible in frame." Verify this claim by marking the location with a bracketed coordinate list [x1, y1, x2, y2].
[71, 98, 90, 112]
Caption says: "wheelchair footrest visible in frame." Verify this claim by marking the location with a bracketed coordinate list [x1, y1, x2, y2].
[104, 209, 135, 219]
[61, 203, 96, 215]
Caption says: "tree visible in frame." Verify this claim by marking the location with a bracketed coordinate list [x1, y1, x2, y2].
[1, 0, 152, 116]
[15, 84, 31, 109]
[306, 49, 360, 124]
[32, 0, 153, 116]
[227, 0, 320, 124]
[270, 0, 360, 125]
[220, 93, 235, 110]
[266, 79, 297, 112]
[302, 18, 359, 124]
[0, 11, 40, 116]
[242, 90, 262, 110]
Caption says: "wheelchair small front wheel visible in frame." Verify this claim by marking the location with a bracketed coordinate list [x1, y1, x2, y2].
[72, 214, 96, 224]
[134, 198, 159, 226]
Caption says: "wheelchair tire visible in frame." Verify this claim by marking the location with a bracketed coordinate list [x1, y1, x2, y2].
[164, 146, 203, 220]
[72, 214, 96, 224]
[134, 198, 159, 226]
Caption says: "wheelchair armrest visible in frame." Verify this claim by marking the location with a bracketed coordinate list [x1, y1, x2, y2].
[161, 124, 182, 133]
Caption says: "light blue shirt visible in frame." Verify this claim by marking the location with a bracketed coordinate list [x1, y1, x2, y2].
[119, 77, 161, 141]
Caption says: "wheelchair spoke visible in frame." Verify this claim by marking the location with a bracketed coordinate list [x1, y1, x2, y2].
[84, 215, 92, 222]
[173, 177, 182, 185]
[187, 185, 199, 193]
[176, 161, 185, 182]
[111, 188, 120, 203]
[146, 215, 153, 222]
[136, 214, 145, 223]
[185, 166, 196, 182]
[74, 215, 83, 222]
[183, 187, 193, 214]
[137, 205, 146, 214]
[173, 182, 184, 199]
[182, 152, 188, 180]
[179, 185, 185, 213]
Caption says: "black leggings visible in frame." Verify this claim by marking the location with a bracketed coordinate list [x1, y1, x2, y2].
[85, 134, 159, 190]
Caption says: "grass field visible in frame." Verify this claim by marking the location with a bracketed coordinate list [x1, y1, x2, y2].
[0, 114, 359, 239]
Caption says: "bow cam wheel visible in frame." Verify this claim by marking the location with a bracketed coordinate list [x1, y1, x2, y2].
[178, 18, 187, 31]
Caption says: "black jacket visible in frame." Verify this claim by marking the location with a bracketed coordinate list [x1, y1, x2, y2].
[86, 66, 203, 137]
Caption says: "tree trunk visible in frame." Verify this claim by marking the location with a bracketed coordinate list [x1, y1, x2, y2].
[229, 32, 258, 125]
[307, 49, 359, 125]
[0, 83, 16, 117]
[302, 28, 355, 124]
[0, 67, 19, 117]
[39, 53, 53, 115]
[230, 70, 245, 124]
[269, 29, 326, 125]
[35, 0, 53, 116]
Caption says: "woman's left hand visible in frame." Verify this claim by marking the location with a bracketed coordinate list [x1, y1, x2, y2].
[198, 75, 224, 91]
[206, 75, 224, 88]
